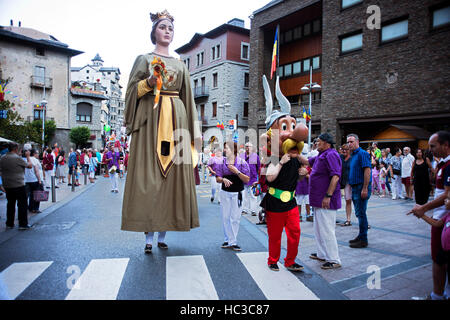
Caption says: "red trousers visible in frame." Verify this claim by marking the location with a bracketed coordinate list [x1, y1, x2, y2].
[266, 206, 301, 266]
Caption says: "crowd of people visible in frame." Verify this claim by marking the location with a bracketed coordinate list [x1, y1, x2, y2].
[0, 139, 129, 229]
[201, 131, 449, 299]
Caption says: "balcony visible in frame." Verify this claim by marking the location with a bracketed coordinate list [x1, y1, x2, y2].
[30, 76, 53, 89]
[194, 86, 209, 99]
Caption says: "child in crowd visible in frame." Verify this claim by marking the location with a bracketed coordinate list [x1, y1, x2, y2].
[296, 163, 312, 222]
[372, 160, 381, 195]
[379, 162, 388, 198]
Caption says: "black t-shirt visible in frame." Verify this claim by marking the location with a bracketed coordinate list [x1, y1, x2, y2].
[260, 157, 300, 212]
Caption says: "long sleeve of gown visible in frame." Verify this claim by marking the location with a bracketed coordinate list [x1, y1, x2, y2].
[124, 55, 151, 135]
[179, 63, 201, 144]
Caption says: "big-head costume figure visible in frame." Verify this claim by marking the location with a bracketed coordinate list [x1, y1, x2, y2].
[260, 75, 309, 272]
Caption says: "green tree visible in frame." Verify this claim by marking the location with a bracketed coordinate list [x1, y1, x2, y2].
[26, 119, 57, 146]
[0, 99, 29, 143]
[69, 126, 91, 149]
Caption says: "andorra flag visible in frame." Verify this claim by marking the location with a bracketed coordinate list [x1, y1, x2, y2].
[270, 26, 279, 79]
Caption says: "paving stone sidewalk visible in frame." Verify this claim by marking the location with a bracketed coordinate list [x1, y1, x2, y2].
[197, 181, 437, 300]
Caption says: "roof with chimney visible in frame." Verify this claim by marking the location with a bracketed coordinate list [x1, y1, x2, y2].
[0, 25, 83, 57]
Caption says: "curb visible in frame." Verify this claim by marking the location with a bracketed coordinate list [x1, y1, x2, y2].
[0, 181, 96, 245]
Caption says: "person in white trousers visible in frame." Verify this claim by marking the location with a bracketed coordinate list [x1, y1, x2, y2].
[299, 133, 342, 269]
[241, 143, 260, 216]
[215, 141, 250, 251]
[389, 149, 404, 200]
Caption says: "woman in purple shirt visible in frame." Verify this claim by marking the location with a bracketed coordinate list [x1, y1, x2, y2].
[215, 141, 250, 251]
[106, 144, 120, 193]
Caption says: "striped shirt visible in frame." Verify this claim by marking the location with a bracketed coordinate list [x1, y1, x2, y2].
[348, 147, 372, 186]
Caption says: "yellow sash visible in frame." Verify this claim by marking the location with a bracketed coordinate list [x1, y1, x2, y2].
[156, 91, 179, 178]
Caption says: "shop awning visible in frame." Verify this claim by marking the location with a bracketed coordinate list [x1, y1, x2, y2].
[361, 125, 431, 143]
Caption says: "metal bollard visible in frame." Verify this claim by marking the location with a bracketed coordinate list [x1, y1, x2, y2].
[51, 175, 56, 202]
[84, 167, 87, 185]
[72, 173, 75, 192]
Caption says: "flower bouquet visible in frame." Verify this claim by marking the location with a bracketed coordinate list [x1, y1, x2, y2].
[150, 56, 168, 108]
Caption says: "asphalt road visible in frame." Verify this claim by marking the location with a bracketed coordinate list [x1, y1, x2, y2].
[0, 176, 345, 301]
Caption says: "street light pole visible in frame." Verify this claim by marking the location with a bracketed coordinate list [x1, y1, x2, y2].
[41, 68, 47, 151]
[301, 66, 321, 153]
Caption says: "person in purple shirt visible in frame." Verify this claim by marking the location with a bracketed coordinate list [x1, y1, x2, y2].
[215, 141, 250, 251]
[295, 163, 312, 222]
[242, 142, 261, 216]
[207, 148, 223, 204]
[299, 133, 342, 270]
[106, 144, 120, 193]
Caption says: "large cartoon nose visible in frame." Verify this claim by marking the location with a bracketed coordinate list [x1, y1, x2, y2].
[289, 123, 309, 142]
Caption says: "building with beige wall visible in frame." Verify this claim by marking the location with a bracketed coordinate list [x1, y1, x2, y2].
[0, 24, 82, 150]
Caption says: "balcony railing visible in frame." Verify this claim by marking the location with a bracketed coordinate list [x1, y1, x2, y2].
[30, 76, 53, 89]
[194, 86, 209, 99]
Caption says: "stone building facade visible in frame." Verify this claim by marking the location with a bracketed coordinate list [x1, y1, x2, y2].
[176, 18, 250, 147]
[71, 54, 124, 133]
[249, 0, 450, 149]
[0, 24, 82, 149]
[69, 88, 108, 150]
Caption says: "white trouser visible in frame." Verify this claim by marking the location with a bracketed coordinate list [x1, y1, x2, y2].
[313, 207, 341, 264]
[210, 175, 218, 198]
[44, 170, 53, 188]
[110, 173, 118, 191]
[392, 175, 403, 199]
[242, 185, 258, 213]
[220, 191, 241, 246]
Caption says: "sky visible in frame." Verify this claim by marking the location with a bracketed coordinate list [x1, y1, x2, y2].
[1, 0, 268, 91]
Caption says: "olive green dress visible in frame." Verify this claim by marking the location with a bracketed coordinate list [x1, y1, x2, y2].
[121, 53, 201, 232]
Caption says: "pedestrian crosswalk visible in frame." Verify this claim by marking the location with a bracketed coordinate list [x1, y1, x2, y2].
[0, 252, 319, 300]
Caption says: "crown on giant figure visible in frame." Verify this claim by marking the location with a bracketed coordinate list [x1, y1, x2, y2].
[150, 10, 174, 23]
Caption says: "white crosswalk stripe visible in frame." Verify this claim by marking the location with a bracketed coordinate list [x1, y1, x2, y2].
[166, 255, 218, 300]
[237, 252, 319, 300]
[1, 261, 53, 299]
[1, 253, 319, 300]
[65, 258, 129, 300]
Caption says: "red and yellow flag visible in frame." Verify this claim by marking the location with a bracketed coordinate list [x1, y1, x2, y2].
[270, 26, 279, 79]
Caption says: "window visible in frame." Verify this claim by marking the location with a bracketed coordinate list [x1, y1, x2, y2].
[184, 58, 190, 69]
[34, 109, 43, 120]
[313, 19, 321, 33]
[76, 102, 92, 122]
[293, 26, 302, 40]
[284, 64, 292, 77]
[303, 58, 310, 72]
[340, 31, 363, 53]
[293, 61, 301, 74]
[381, 19, 408, 43]
[212, 102, 217, 118]
[36, 48, 45, 56]
[277, 66, 283, 77]
[34, 66, 45, 84]
[303, 23, 311, 36]
[432, 5, 450, 29]
[196, 51, 204, 66]
[194, 79, 198, 89]
[342, 0, 363, 10]
[312, 56, 321, 69]
[243, 102, 249, 118]
[241, 43, 250, 60]
[213, 73, 218, 88]
[284, 30, 293, 43]
[244, 73, 249, 88]
[86, 70, 90, 73]
[211, 44, 221, 60]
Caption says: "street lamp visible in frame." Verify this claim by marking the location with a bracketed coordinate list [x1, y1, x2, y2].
[41, 98, 47, 151]
[301, 66, 321, 152]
